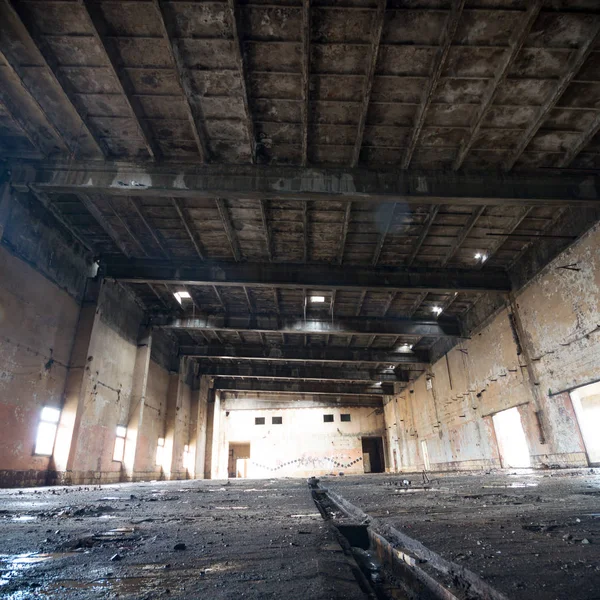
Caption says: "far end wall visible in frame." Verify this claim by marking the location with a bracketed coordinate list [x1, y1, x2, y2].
[212, 396, 386, 479]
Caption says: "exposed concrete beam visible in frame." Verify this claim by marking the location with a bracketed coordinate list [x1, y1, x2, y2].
[0, 48, 69, 157]
[453, 1, 543, 171]
[18, 162, 600, 207]
[504, 23, 600, 171]
[78, 0, 161, 159]
[338, 201, 352, 265]
[215, 198, 241, 261]
[351, 0, 386, 168]
[172, 198, 204, 259]
[1, 0, 105, 157]
[221, 392, 383, 407]
[372, 202, 396, 266]
[259, 199, 273, 261]
[480, 206, 532, 267]
[156, 314, 461, 337]
[303, 200, 309, 263]
[130, 198, 170, 258]
[559, 111, 600, 168]
[227, 0, 255, 162]
[179, 344, 428, 366]
[102, 258, 511, 293]
[152, 0, 208, 162]
[194, 362, 409, 383]
[300, 0, 310, 166]
[440, 206, 486, 267]
[402, 0, 465, 169]
[214, 379, 393, 396]
[406, 205, 439, 267]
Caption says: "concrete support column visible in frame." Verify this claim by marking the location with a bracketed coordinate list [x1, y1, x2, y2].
[123, 326, 152, 480]
[190, 375, 210, 479]
[0, 176, 12, 243]
[210, 389, 222, 479]
[53, 278, 101, 478]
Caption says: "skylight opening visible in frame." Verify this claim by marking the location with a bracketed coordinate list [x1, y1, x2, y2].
[174, 291, 191, 305]
[310, 295, 326, 303]
[432, 306, 443, 316]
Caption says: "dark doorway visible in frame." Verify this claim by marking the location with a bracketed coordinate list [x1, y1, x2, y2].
[362, 437, 385, 473]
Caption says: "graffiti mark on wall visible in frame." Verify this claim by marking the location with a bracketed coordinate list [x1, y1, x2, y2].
[251, 455, 363, 472]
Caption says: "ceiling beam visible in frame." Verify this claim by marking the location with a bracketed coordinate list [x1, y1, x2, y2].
[351, 0, 386, 167]
[558, 112, 600, 168]
[372, 202, 396, 266]
[216, 198, 241, 261]
[0, 48, 69, 157]
[300, 0, 310, 166]
[303, 200, 309, 263]
[78, 0, 161, 159]
[172, 198, 204, 259]
[17, 163, 600, 207]
[338, 202, 352, 265]
[195, 362, 409, 383]
[440, 206, 486, 267]
[480, 206, 532, 266]
[453, 1, 543, 171]
[259, 199, 273, 261]
[221, 391, 383, 407]
[1, 0, 105, 157]
[406, 206, 439, 267]
[102, 258, 511, 293]
[402, 0, 465, 169]
[130, 197, 170, 258]
[152, 0, 208, 162]
[156, 314, 461, 338]
[214, 379, 393, 396]
[504, 23, 600, 171]
[227, 0, 255, 162]
[179, 343, 428, 366]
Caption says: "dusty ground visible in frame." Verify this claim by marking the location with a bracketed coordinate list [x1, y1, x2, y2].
[0, 478, 368, 599]
[1, 469, 599, 599]
[325, 468, 600, 600]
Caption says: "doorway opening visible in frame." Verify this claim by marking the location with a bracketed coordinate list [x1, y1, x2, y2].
[362, 437, 385, 473]
[492, 407, 531, 468]
[570, 381, 600, 465]
[228, 443, 251, 478]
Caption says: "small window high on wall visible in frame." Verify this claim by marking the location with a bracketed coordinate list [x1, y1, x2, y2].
[34, 407, 61, 456]
[340, 414, 351, 422]
[272, 416, 282, 424]
[323, 414, 334, 423]
[113, 426, 127, 462]
[255, 417, 265, 425]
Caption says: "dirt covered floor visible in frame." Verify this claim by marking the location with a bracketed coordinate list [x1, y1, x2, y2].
[325, 468, 600, 600]
[0, 478, 367, 599]
[1, 469, 599, 599]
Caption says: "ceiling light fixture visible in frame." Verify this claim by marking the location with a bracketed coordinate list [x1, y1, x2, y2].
[432, 306, 442, 315]
[310, 295, 326, 303]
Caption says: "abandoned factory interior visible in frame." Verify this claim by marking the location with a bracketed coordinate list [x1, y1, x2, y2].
[1, 0, 600, 598]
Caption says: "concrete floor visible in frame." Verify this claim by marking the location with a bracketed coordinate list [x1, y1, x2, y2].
[0, 470, 599, 599]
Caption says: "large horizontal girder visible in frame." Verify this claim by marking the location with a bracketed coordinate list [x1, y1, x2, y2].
[105, 259, 510, 294]
[11, 162, 600, 207]
[195, 363, 409, 383]
[180, 344, 428, 365]
[214, 379, 393, 396]
[157, 314, 461, 338]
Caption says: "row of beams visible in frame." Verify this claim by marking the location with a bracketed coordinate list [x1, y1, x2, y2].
[16, 163, 600, 206]
[194, 363, 409, 383]
[214, 379, 393, 396]
[220, 392, 383, 407]
[156, 314, 461, 338]
[453, 1, 543, 171]
[179, 344, 428, 365]
[102, 258, 511, 293]
[402, 0, 465, 169]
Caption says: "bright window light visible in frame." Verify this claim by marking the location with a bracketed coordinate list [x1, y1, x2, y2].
[156, 437, 166, 466]
[475, 252, 488, 262]
[113, 425, 127, 462]
[474, 252, 482, 259]
[310, 295, 326, 303]
[183, 444, 192, 471]
[432, 306, 443, 315]
[34, 406, 61, 455]
[398, 343, 413, 352]
[174, 291, 191, 305]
